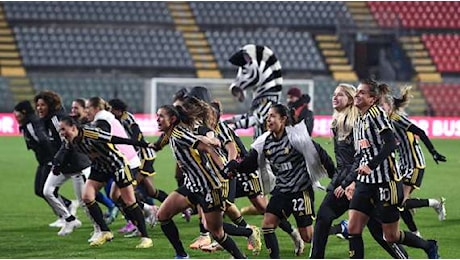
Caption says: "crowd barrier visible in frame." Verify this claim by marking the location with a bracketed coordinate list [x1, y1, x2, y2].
[1, 114, 460, 139]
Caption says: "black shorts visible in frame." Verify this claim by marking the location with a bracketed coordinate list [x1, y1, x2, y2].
[402, 168, 425, 189]
[89, 165, 134, 188]
[221, 179, 236, 203]
[176, 186, 225, 213]
[139, 158, 156, 176]
[349, 180, 404, 224]
[235, 173, 263, 199]
[266, 187, 315, 228]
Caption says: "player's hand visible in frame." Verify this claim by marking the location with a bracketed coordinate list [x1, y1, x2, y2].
[222, 159, 238, 179]
[345, 182, 355, 200]
[334, 186, 345, 198]
[356, 164, 371, 175]
[431, 150, 446, 164]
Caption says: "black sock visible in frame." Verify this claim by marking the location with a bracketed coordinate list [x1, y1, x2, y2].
[61, 195, 72, 208]
[231, 215, 248, 227]
[153, 189, 168, 202]
[125, 203, 148, 237]
[86, 200, 110, 231]
[329, 223, 343, 235]
[278, 218, 294, 234]
[199, 218, 209, 234]
[405, 198, 429, 209]
[214, 233, 246, 259]
[223, 222, 252, 237]
[401, 209, 418, 232]
[367, 218, 407, 258]
[349, 234, 364, 259]
[263, 227, 280, 259]
[65, 215, 76, 222]
[398, 231, 429, 251]
[161, 219, 187, 257]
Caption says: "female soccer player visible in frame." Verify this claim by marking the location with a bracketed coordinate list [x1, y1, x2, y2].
[380, 86, 447, 236]
[227, 104, 335, 258]
[154, 104, 246, 259]
[347, 79, 439, 259]
[310, 83, 408, 259]
[57, 115, 152, 248]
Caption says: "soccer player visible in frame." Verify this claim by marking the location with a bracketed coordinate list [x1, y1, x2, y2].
[70, 98, 119, 227]
[84, 97, 155, 247]
[13, 100, 64, 223]
[57, 115, 152, 248]
[227, 104, 335, 258]
[380, 86, 447, 236]
[34, 91, 79, 227]
[108, 98, 169, 204]
[347, 79, 439, 259]
[310, 83, 408, 259]
[180, 97, 261, 256]
[154, 104, 247, 259]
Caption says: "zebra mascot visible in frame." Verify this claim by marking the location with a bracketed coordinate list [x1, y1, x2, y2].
[226, 44, 283, 139]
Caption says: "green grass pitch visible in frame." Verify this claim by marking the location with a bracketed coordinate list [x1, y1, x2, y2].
[0, 136, 458, 258]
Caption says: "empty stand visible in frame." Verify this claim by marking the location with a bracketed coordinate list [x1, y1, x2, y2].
[206, 30, 326, 72]
[422, 34, 460, 73]
[31, 76, 146, 112]
[14, 26, 193, 68]
[369, 2, 460, 29]
[190, 2, 353, 28]
[4, 2, 173, 25]
[420, 84, 460, 116]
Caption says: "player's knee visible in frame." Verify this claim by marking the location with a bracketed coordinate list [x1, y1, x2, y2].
[42, 185, 54, 198]
[383, 232, 399, 243]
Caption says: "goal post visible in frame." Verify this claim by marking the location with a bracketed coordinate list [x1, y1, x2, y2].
[147, 77, 314, 115]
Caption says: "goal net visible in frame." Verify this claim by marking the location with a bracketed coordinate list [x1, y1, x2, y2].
[146, 78, 314, 115]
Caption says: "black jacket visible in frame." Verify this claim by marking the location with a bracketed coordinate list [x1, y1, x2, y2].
[19, 114, 55, 165]
[288, 95, 314, 135]
[52, 142, 91, 174]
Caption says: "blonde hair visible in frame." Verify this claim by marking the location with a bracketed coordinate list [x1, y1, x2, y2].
[331, 83, 360, 141]
[381, 85, 413, 116]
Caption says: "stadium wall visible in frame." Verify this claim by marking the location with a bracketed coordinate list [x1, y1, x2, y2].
[2, 113, 460, 139]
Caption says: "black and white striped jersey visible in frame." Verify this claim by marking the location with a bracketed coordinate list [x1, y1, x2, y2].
[170, 125, 222, 193]
[69, 126, 128, 174]
[390, 113, 426, 175]
[263, 131, 311, 193]
[354, 105, 400, 183]
[119, 111, 156, 160]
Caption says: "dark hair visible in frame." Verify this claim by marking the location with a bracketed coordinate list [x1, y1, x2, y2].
[173, 88, 189, 102]
[14, 100, 34, 115]
[182, 96, 217, 129]
[360, 79, 391, 105]
[72, 98, 86, 108]
[60, 115, 80, 127]
[88, 96, 111, 111]
[34, 90, 63, 113]
[210, 101, 222, 120]
[158, 105, 181, 126]
[271, 104, 293, 126]
[108, 98, 128, 111]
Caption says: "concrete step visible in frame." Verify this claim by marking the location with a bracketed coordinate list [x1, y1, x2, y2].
[197, 69, 222, 79]
[191, 54, 215, 61]
[319, 42, 341, 49]
[325, 57, 349, 64]
[194, 62, 218, 69]
[323, 50, 345, 56]
[417, 72, 442, 83]
[333, 71, 358, 81]
[0, 44, 17, 51]
[0, 59, 22, 66]
[316, 34, 338, 41]
[414, 66, 437, 73]
[176, 25, 199, 32]
[183, 32, 205, 39]
[412, 58, 433, 65]
[1, 66, 25, 76]
[329, 64, 353, 71]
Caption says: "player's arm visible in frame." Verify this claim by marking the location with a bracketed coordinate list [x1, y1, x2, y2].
[407, 124, 446, 163]
[313, 140, 336, 178]
[83, 127, 148, 147]
[367, 128, 397, 170]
